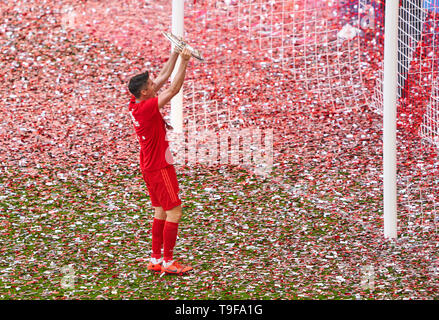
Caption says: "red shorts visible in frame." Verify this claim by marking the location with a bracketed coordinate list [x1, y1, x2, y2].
[141, 165, 182, 211]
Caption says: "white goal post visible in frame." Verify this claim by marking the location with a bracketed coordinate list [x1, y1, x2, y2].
[383, 0, 400, 239]
[170, 0, 184, 133]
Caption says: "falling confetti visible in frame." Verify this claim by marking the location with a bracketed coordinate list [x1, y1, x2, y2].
[0, 0, 437, 300]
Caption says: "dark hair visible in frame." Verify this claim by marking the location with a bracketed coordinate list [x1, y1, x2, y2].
[128, 71, 149, 98]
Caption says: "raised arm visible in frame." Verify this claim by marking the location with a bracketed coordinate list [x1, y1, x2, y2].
[158, 47, 191, 110]
[154, 47, 181, 92]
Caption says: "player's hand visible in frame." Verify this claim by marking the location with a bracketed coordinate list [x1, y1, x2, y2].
[173, 45, 183, 55]
[180, 47, 191, 61]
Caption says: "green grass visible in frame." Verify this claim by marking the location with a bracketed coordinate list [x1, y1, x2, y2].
[0, 164, 437, 300]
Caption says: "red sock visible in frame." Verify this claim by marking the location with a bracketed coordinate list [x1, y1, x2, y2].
[151, 218, 166, 259]
[163, 221, 179, 263]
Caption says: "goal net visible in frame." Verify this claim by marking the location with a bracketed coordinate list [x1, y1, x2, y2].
[63, 0, 438, 238]
[181, 0, 438, 238]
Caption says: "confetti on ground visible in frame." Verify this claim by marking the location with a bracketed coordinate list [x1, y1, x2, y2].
[0, 0, 437, 300]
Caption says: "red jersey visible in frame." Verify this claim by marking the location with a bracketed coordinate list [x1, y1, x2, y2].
[128, 95, 173, 172]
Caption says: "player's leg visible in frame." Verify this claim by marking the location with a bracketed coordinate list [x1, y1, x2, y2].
[154, 206, 167, 220]
[148, 206, 166, 272]
[158, 165, 192, 274]
[142, 169, 166, 272]
[164, 204, 182, 223]
[162, 205, 182, 263]
[152, 206, 166, 259]
[162, 204, 192, 274]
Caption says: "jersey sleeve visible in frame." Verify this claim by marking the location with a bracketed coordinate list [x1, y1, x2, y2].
[136, 97, 160, 121]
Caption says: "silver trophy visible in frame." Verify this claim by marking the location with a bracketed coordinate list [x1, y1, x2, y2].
[162, 31, 204, 61]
